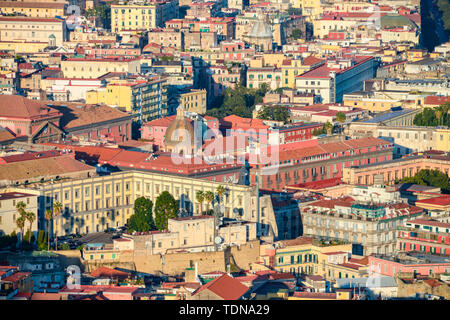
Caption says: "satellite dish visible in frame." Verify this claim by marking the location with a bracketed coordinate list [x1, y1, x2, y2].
[214, 236, 223, 245]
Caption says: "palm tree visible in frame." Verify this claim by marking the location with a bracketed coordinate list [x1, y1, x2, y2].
[216, 185, 226, 204]
[196, 191, 205, 214]
[53, 201, 62, 250]
[16, 201, 26, 216]
[204, 191, 214, 214]
[436, 108, 442, 126]
[25, 211, 36, 243]
[45, 209, 53, 251]
[324, 122, 333, 135]
[16, 215, 26, 246]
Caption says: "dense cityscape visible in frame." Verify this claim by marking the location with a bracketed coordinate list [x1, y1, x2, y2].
[0, 0, 449, 303]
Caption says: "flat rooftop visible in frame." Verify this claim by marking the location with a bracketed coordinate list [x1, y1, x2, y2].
[374, 252, 450, 265]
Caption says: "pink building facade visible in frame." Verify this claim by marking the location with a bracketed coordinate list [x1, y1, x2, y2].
[368, 255, 450, 277]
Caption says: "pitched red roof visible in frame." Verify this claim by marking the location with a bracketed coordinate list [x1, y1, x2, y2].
[424, 95, 450, 106]
[416, 195, 450, 207]
[193, 274, 249, 300]
[31, 292, 61, 300]
[0, 95, 61, 120]
[90, 266, 130, 279]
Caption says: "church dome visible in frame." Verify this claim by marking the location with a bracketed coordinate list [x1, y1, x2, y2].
[164, 106, 195, 153]
[248, 20, 273, 39]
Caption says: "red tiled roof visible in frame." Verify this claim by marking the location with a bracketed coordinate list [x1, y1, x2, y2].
[0, 95, 61, 120]
[339, 262, 363, 270]
[292, 292, 336, 299]
[13, 292, 32, 300]
[193, 274, 249, 300]
[424, 95, 450, 106]
[90, 266, 130, 278]
[0, 16, 62, 23]
[2, 271, 30, 283]
[322, 251, 348, 255]
[0, 150, 63, 163]
[297, 56, 374, 79]
[424, 279, 443, 288]
[416, 196, 450, 207]
[302, 56, 324, 66]
[288, 177, 344, 190]
[31, 292, 61, 300]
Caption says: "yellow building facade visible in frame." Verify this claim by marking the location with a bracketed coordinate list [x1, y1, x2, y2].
[111, 4, 159, 33]
[61, 58, 141, 79]
[435, 128, 450, 152]
[180, 89, 207, 114]
[86, 78, 168, 122]
[0, 1, 66, 18]
[30, 170, 254, 237]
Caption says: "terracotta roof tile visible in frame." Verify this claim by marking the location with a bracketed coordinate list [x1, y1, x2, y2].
[193, 274, 249, 300]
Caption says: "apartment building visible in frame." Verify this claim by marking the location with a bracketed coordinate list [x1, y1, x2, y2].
[0, 192, 39, 238]
[349, 124, 450, 155]
[0, 16, 67, 46]
[14, 170, 254, 237]
[397, 218, 450, 255]
[0, 1, 66, 18]
[61, 57, 141, 79]
[147, 28, 184, 50]
[342, 153, 450, 186]
[180, 89, 207, 114]
[111, 0, 179, 33]
[296, 56, 377, 104]
[247, 67, 282, 90]
[301, 196, 424, 255]
[249, 137, 394, 192]
[86, 77, 168, 123]
[259, 237, 354, 277]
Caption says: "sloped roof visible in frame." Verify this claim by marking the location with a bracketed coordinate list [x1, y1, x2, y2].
[90, 266, 130, 279]
[0, 95, 61, 120]
[0, 156, 94, 181]
[193, 274, 249, 300]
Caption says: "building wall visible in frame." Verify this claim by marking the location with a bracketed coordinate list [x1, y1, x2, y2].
[61, 59, 141, 79]
[369, 256, 450, 277]
[33, 170, 253, 237]
[180, 89, 207, 114]
[0, 194, 38, 239]
[342, 156, 450, 186]
[251, 146, 393, 192]
[0, 3, 66, 18]
[0, 18, 66, 46]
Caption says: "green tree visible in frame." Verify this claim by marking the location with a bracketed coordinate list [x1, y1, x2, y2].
[128, 197, 154, 232]
[15, 215, 26, 245]
[216, 185, 226, 203]
[45, 209, 53, 251]
[154, 191, 179, 230]
[312, 127, 326, 136]
[204, 191, 214, 214]
[53, 201, 62, 251]
[291, 28, 303, 39]
[196, 191, 205, 213]
[336, 112, 346, 124]
[398, 169, 450, 194]
[324, 122, 333, 135]
[206, 85, 269, 119]
[37, 230, 48, 251]
[24, 211, 35, 243]
[257, 105, 290, 122]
